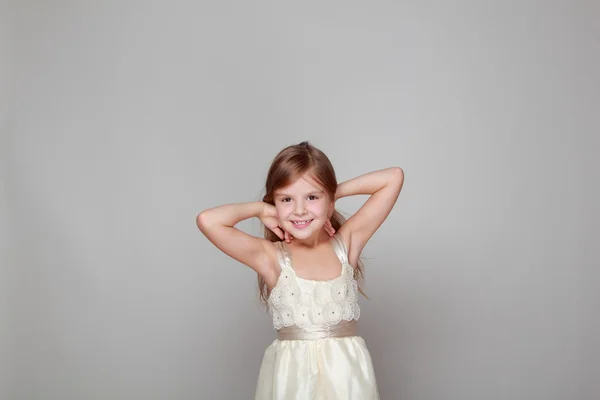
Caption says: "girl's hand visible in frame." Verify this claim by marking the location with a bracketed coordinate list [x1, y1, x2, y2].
[324, 219, 336, 237]
[260, 203, 290, 241]
[325, 199, 337, 238]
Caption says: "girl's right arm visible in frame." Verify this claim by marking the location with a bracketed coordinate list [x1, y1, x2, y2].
[196, 202, 281, 279]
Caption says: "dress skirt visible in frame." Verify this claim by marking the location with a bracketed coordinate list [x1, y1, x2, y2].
[255, 336, 379, 399]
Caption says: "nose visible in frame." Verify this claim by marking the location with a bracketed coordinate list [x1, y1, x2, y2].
[294, 200, 307, 215]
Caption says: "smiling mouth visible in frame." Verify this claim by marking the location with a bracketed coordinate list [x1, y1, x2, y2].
[291, 219, 314, 227]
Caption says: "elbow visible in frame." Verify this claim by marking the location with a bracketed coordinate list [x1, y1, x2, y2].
[388, 167, 404, 192]
[196, 210, 212, 232]
[389, 167, 404, 183]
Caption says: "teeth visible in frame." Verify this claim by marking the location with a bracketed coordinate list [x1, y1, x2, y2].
[292, 220, 312, 225]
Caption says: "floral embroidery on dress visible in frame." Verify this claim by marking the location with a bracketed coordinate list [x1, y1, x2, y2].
[314, 283, 334, 307]
[310, 305, 325, 325]
[299, 283, 314, 307]
[277, 267, 294, 287]
[331, 281, 348, 303]
[323, 302, 343, 325]
[293, 305, 312, 328]
[267, 234, 361, 330]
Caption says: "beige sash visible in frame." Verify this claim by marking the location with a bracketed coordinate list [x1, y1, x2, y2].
[277, 320, 358, 340]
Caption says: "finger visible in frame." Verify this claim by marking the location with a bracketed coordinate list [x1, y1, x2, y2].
[325, 221, 333, 234]
[274, 228, 284, 240]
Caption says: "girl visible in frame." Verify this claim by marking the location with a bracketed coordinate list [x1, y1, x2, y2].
[196, 141, 404, 399]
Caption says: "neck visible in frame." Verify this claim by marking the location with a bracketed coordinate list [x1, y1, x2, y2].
[292, 230, 331, 249]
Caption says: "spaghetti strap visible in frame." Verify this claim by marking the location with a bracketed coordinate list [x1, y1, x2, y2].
[331, 233, 349, 264]
[275, 241, 291, 270]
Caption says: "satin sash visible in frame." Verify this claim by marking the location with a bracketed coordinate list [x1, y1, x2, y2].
[277, 320, 358, 340]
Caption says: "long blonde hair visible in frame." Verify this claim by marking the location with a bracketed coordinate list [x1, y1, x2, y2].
[258, 141, 366, 304]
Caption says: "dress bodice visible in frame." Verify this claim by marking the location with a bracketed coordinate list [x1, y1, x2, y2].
[267, 234, 361, 330]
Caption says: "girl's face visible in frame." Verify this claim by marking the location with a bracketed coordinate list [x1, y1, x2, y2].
[273, 173, 333, 240]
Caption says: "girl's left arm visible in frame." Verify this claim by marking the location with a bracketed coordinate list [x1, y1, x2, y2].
[336, 167, 404, 260]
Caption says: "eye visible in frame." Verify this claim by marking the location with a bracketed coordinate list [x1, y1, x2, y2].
[308, 195, 319, 200]
[281, 197, 291, 203]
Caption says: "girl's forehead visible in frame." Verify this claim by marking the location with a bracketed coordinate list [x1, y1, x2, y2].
[276, 174, 324, 194]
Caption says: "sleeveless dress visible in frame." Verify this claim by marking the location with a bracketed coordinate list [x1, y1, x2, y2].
[255, 233, 379, 399]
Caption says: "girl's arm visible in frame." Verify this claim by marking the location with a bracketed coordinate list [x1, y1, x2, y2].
[336, 167, 404, 262]
[196, 202, 279, 279]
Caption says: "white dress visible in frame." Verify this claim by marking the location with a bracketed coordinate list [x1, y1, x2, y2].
[255, 234, 379, 399]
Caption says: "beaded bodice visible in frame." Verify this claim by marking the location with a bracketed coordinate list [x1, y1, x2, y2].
[267, 234, 361, 330]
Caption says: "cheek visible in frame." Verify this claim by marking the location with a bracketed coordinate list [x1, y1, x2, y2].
[308, 203, 328, 217]
[275, 203, 291, 217]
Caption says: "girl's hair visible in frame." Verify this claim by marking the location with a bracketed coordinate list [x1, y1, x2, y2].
[258, 141, 366, 304]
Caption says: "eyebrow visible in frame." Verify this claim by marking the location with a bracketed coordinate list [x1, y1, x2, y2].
[275, 191, 324, 197]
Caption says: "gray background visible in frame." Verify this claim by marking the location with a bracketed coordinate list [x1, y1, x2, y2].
[2, 1, 599, 399]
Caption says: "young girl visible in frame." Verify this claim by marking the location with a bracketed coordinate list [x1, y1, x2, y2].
[196, 141, 404, 399]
